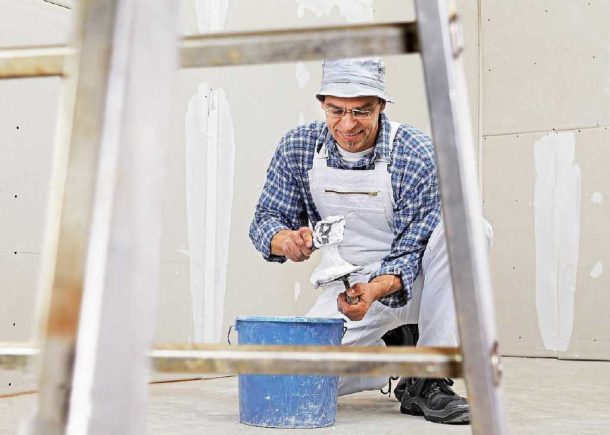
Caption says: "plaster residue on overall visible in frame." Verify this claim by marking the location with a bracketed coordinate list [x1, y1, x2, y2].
[533, 132, 581, 352]
[185, 86, 236, 343]
[293, 0, 374, 22]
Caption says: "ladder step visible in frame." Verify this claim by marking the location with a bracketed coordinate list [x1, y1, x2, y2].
[1, 344, 461, 378]
[181, 22, 418, 68]
[0, 22, 418, 79]
[151, 344, 462, 377]
[0, 345, 37, 370]
[0, 46, 74, 79]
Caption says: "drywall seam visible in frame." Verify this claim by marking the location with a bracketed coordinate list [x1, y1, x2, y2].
[185, 85, 236, 343]
[477, 0, 484, 200]
[193, 0, 229, 33]
[294, 0, 374, 22]
[534, 132, 581, 352]
[484, 125, 610, 138]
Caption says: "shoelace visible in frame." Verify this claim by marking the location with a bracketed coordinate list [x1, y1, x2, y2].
[422, 378, 457, 399]
[380, 376, 400, 396]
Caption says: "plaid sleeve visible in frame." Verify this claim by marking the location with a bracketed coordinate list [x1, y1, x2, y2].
[372, 137, 441, 307]
[249, 135, 308, 263]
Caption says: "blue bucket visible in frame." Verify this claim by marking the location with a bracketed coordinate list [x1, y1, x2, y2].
[234, 316, 345, 428]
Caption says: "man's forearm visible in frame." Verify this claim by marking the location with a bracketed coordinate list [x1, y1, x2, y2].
[368, 274, 403, 300]
[270, 229, 291, 256]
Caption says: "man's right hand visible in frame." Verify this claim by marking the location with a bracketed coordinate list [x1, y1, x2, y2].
[271, 227, 313, 262]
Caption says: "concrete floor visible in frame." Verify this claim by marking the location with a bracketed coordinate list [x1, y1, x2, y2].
[2, 357, 610, 434]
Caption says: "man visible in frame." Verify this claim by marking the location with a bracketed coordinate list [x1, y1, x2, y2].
[249, 58, 489, 424]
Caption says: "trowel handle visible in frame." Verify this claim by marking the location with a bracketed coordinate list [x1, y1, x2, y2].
[341, 276, 359, 305]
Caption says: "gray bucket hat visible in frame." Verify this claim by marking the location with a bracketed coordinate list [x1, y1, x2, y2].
[316, 57, 394, 103]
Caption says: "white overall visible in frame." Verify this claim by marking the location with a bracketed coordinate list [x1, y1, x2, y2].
[306, 123, 493, 396]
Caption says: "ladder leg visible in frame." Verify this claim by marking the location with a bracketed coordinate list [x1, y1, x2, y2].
[63, 0, 180, 434]
[23, 0, 180, 434]
[414, 0, 508, 434]
[25, 1, 130, 433]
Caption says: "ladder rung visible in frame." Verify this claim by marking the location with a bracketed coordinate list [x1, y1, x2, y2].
[181, 22, 418, 68]
[0, 46, 75, 79]
[151, 344, 462, 377]
[0, 344, 461, 378]
[0, 22, 418, 79]
[0, 345, 37, 369]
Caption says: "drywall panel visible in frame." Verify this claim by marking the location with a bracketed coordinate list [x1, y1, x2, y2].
[559, 127, 610, 360]
[0, 0, 71, 47]
[484, 128, 610, 359]
[0, 78, 61, 253]
[180, 0, 414, 35]
[0, 252, 42, 342]
[155, 261, 193, 343]
[483, 133, 555, 357]
[481, 0, 610, 135]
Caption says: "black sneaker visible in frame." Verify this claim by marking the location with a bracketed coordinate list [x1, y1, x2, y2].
[399, 378, 470, 424]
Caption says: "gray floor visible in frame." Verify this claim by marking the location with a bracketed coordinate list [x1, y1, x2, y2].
[2, 357, 610, 434]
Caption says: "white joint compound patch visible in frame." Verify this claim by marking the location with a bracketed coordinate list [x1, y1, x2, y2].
[295, 0, 374, 22]
[185, 85, 236, 343]
[295, 62, 310, 88]
[294, 281, 302, 302]
[590, 261, 603, 279]
[298, 112, 306, 126]
[591, 191, 603, 204]
[534, 132, 581, 352]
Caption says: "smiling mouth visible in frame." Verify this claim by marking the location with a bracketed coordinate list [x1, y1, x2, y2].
[339, 131, 363, 139]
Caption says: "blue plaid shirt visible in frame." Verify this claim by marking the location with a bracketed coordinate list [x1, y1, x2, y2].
[249, 113, 441, 307]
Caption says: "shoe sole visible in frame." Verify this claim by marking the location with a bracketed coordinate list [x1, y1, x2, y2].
[400, 398, 470, 425]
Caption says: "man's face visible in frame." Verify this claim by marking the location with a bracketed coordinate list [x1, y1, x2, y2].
[322, 95, 385, 153]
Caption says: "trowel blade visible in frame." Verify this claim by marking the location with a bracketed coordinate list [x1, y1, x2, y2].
[312, 215, 345, 248]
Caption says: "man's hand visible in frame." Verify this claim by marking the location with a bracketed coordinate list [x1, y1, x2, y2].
[271, 227, 313, 262]
[337, 275, 403, 321]
[337, 282, 379, 321]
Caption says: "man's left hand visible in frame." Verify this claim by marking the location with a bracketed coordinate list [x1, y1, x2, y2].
[336, 275, 403, 321]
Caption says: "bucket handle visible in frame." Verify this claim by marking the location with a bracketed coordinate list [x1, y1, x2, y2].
[342, 326, 348, 339]
[227, 325, 234, 345]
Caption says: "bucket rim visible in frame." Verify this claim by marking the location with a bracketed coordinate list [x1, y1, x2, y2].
[235, 316, 345, 324]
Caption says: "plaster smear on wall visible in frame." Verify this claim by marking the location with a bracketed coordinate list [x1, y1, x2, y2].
[294, 0, 374, 22]
[295, 62, 310, 88]
[591, 191, 603, 204]
[534, 132, 581, 352]
[185, 85, 236, 343]
[193, 0, 229, 33]
[590, 261, 603, 279]
[294, 281, 302, 302]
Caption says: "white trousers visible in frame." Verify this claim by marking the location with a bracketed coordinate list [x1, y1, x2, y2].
[306, 220, 493, 396]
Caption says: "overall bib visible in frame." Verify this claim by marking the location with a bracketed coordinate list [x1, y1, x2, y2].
[305, 123, 487, 396]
